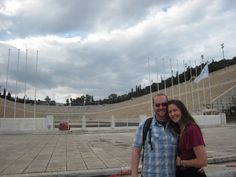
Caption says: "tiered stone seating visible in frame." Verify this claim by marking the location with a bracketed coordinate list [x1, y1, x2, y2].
[1, 64, 235, 124]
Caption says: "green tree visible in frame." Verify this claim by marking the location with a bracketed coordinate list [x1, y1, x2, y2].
[108, 93, 118, 103]
[6, 92, 11, 100]
[66, 98, 69, 106]
[85, 94, 93, 104]
[44, 96, 51, 105]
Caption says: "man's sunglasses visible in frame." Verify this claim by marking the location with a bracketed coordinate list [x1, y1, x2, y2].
[155, 102, 167, 107]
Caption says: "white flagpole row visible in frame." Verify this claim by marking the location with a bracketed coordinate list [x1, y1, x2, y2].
[3, 48, 40, 118]
[146, 56, 213, 114]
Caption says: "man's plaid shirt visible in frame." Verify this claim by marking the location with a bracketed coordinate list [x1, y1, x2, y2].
[132, 117, 178, 177]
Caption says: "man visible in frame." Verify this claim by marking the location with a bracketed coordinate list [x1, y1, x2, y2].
[131, 93, 178, 177]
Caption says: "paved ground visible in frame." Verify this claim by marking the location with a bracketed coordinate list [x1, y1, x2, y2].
[0, 125, 236, 177]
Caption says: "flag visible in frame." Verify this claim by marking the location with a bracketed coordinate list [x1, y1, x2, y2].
[194, 64, 209, 83]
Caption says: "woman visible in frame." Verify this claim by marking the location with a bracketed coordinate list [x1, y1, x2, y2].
[167, 99, 207, 177]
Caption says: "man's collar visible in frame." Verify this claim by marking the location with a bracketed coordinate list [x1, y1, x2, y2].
[154, 115, 167, 122]
[153, 116, 169, 127]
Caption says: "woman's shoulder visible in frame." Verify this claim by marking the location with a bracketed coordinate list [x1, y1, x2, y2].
[186, 122, 199, 128]
[185, 123, 201, 133]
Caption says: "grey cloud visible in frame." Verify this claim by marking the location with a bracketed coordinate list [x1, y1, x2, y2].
[0, 0, 236, 102]
[0, 0, 179, 39]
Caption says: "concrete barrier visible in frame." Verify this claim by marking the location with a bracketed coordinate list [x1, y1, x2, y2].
[139, 113, 226, 127]
[0, 115, 54, 132]
[193, 113, 226, 127]
[67, 113, 227, 130]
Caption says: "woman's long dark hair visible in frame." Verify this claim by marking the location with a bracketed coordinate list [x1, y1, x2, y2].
[167, 99, 196, 134]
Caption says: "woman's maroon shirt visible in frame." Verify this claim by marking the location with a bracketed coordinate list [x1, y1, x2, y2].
[178, 123, 205, 160]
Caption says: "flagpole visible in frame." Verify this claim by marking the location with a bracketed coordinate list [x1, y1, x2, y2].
[34, 50, 38, 118]
[170, 58, 174, 99]
[189, 61, 194, 113]
[148, 58, 153, 117]
[155, 58, 160, 93]
[162, 58, 167, 95]
[24, 49, 28, 118]
[207, 62, 212, 108]
[201, 55, 206, 108]
[195, 61, 201, 113]
[3, 48, 11, 118]
[160, 74, 163, 92]
[177, 60, 181, 99]
[163, 75, 167, 95]
[14, 49, 20, 118]
[183, 60, 188, 107]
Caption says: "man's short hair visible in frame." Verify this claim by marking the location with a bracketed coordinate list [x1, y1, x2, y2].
[152, 93, 168, 104]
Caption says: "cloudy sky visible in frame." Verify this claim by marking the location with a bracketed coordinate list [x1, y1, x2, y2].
[0, 0, 235, 103]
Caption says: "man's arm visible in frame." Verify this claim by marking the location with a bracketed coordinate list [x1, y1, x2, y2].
[131, 147, 142, 177]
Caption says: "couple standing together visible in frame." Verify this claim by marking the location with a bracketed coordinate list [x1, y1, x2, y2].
[131, 93, 207, 177]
